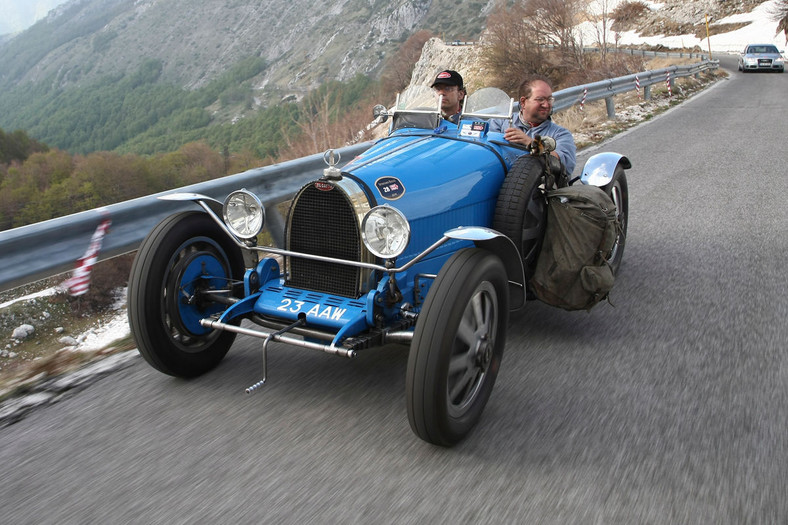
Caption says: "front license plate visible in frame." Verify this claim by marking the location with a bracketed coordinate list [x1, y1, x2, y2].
[255, 285, 368, 330]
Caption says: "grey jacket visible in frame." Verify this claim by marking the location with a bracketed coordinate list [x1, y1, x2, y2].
[489, 113, 577, 175]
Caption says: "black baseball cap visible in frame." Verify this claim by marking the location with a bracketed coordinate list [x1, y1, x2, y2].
[431, 70, 463, 89]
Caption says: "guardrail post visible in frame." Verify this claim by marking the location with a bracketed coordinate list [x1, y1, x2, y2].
[644, 85, 652, 101]
[605, 97, 615, 119]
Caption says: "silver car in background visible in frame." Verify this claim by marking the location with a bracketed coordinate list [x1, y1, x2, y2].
[738, 44, 785, 73]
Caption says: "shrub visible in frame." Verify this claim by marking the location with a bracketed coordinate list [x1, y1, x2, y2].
[611, 1, 650, 32]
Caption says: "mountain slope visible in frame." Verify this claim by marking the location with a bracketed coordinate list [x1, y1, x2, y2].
[0, 0, 492, 96]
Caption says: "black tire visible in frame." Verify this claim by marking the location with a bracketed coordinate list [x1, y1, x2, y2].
[128, 211, 244, 377]
[493, 155, 546, 280]
[603, 165, 628, 275]
[406, 248, 508, 446]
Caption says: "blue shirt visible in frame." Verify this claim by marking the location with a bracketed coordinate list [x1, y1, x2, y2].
[489, 113, 577, 175]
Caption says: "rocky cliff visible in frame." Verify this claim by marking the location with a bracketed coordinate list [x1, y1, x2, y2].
[0, 0, 495, 101]
[408, 38, 486, 91]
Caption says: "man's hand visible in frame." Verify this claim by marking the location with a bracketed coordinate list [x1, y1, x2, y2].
[503, 127, 532, 147]
[505, 127, 561, 161]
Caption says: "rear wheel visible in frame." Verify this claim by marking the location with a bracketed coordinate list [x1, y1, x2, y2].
[406, 248, 508, 446]
[128, 211, 244, 377]
[493, 155, 546, 280]
[603, 166, 628, 275]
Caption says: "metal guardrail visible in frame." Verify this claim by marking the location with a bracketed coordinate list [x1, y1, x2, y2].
[552, 61, 719, 116]
[0, 142, 373, 292]
[0, 59, 719, 292]
[446, 42, 711, 61]
[583, 47, 709, 60]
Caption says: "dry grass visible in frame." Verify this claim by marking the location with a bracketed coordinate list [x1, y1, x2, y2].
[0, 256, 136, 400]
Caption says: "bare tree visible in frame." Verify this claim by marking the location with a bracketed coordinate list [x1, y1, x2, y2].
[481, 0, 586, 92]
[524, 0, 586, 66]
[278, 91, 372, 162]
[586, 0, 614, 63]
[481, 1, 550, 94]
[770, 0, 788, 42]
[381, 30, 434, 97]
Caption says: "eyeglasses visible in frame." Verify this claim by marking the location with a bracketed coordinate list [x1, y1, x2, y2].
[433, 85, 458, 92]
[529, 96, 554, 104]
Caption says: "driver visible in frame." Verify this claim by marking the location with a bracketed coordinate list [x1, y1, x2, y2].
[431, 70, 466, 124]
[489, 75, 576, 175]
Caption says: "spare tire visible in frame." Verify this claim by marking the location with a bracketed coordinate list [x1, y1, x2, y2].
[493, 155, 547, 280]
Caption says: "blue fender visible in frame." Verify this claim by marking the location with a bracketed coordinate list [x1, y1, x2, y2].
[579, 152, 631, 187]
[444, 227, 526, 310]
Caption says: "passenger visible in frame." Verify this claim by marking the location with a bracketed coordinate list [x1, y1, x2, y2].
[489, 74, 577, 175]
[431, 70, 466, 124]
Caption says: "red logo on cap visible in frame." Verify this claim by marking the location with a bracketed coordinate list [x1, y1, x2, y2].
[437, 72, 451, 79]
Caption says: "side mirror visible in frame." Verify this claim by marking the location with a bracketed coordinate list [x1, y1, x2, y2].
[373, 104, 389, 123]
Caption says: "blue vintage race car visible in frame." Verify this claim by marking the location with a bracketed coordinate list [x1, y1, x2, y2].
[128, 88, 630, 446]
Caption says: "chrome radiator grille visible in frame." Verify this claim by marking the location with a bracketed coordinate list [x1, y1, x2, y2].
[286, 182, 363, 298]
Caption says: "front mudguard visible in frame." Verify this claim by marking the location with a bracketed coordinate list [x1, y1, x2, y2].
[444, 227, 525, 310]
[159, 192, 260, 268]
[579, 152, 631, 187]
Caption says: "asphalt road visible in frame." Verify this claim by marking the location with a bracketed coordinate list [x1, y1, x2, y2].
[2, 56, 787, 524]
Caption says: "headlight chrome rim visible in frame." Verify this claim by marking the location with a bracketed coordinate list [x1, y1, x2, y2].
[222, 189, 265, 239]
[361, 205, 410, 259]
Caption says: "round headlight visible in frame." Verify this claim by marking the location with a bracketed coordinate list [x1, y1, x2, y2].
[223, 190, 265, 239]
[361, 205, 410, 259]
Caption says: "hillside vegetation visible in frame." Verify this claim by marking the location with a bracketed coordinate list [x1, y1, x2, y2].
[0, 72, 378, 230]
[0, 56, 376, 157]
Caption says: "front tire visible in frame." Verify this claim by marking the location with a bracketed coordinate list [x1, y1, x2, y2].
[128, 211, 244, 377]
[406, 248, 508, 446]
[493, 155, 547, 280]
[603, 165, 628, 275]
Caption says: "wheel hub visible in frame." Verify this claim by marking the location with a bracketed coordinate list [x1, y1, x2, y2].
[167, 249, 230, 337]
[474, 334, 492, 369]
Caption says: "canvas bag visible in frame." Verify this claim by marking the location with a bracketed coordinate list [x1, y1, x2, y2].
[530, 184, 618, 311]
